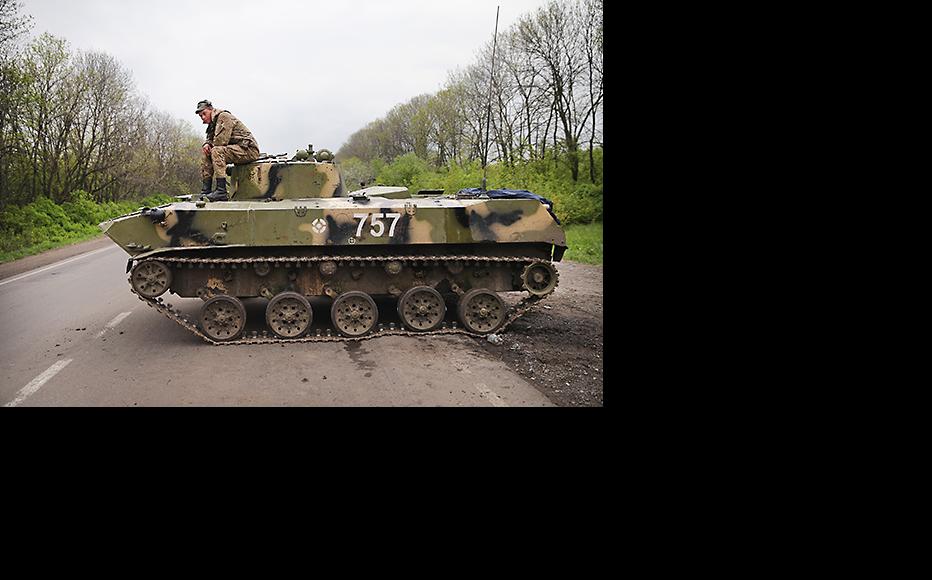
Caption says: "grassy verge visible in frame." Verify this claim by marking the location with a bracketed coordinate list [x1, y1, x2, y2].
[0, 230, 105, 263]
[0, 192, 174, 264]
[563, 222, 603, 265]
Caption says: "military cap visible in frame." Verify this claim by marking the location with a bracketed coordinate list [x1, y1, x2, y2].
[195, 99, 212, 114]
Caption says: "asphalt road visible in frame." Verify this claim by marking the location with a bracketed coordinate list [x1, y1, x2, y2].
[0, 240, 553, 407]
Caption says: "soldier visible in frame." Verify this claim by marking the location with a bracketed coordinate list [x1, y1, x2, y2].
[195, 99, 260, 201]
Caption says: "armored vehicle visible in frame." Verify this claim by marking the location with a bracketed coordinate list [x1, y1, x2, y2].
[100, 148, 567, 344]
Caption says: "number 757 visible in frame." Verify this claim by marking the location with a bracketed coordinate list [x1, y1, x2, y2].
[354, 213, 402, 238]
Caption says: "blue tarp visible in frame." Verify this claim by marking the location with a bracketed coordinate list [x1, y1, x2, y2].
[456, 188, 561, 224]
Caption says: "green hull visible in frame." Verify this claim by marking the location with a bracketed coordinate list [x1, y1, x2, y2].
[101, 195, 567, 261]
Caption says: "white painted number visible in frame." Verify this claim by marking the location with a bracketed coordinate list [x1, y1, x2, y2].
[353, 213, 403, 238]
[387, 213, 402, 236]
[370, 213, 385, 237]
[354, 213, 368, 237]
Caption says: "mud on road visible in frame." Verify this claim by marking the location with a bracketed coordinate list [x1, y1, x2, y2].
[474, 261, 603, 407]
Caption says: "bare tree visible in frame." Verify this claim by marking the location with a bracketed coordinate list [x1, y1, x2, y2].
[0, 0, 31, 52]
[582, 0, 603, 183]
[514, 0, 591, 180]
[335, 0, 603, 184]
[67, 51, 134, 199]
[0, 50, 31, 205]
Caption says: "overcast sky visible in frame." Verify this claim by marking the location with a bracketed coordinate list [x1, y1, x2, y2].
[22, 0, 551, 155]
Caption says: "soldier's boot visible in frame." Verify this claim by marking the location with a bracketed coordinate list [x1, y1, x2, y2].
[199, 178, 212, 195]
[205, 177, 228, 202]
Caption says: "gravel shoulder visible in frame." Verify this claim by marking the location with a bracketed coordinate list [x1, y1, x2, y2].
[472, 260, 603, 407]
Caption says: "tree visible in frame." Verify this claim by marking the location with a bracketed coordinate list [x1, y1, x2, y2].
[0, 0, 31, 53]
[582, 0, 603, 183]
[1, 27, 202, 206]
[514, 0, 591, 181]
[335, 0, 603, 185]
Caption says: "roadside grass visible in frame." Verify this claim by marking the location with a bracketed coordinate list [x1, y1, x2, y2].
[563, 222, 603, 265]
[0, 193, 173, 264]
[0, 230, 104, 263]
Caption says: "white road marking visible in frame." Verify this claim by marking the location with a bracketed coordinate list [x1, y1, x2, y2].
[3, 359, 73, 407]
[475, 383, 509, 407]
[0, 246, 116, 287]
[95, 311, 133, 338]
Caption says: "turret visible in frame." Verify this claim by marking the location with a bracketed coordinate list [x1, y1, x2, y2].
[227, 147, 406, 201]
[230, 155, 346, 201]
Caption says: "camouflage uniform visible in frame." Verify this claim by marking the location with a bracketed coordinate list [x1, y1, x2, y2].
[201, 109, 260, 180]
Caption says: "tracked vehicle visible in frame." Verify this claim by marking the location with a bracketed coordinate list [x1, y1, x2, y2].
[100, 148, 567, 344]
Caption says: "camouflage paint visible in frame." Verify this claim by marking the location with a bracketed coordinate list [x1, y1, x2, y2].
[100, 159, 567, 259]
[231, 161, 344, 200]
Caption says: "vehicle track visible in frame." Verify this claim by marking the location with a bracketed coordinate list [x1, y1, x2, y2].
[130, 254, 557, 345]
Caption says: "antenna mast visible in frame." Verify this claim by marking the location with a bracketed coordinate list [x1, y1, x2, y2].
[481, 5, 500, 191]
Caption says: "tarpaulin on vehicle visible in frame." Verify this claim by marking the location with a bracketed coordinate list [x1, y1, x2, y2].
[456, 188, 561, 224]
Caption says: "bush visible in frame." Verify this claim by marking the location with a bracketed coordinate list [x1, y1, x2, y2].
[61, 190, 103, 224]
[0, 192, 177, 263]
[367, 150, 604, 225]
[140, 193, 174, 207]
[376, 153, 430, 190]
[338, 157, 371, 191]
[551, 182, 603, 224]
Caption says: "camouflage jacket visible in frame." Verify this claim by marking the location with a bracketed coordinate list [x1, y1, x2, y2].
[205, 109, 258, 149]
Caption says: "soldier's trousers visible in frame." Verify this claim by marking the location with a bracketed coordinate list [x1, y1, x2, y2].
[201, 143, 260, 180]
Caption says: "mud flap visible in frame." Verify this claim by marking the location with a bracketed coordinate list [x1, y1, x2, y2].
[553, 245, 566, 262]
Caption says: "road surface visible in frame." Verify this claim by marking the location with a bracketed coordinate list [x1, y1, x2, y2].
[0, 238, 554, 407]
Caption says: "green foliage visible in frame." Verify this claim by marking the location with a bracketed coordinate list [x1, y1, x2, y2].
[337, 157, 377, 191]
[431, 160, 486, 193]
[366, 148, 603, 225]
[552, 182, 603, 225]
[0, 193, 171, 263]
[0, 32, 201, 208]
[563, 222, 603, 265]
[375, 153, 430, 190]
[139, 193, 174, 207]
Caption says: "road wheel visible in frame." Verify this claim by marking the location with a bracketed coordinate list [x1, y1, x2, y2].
[131, 260, 172, 298]
[266, 291, 313, 338]
[521, 261, 558, 297]
[199, 295, 246, 341]
[397, 286, 446, 332]
[457, 288, 505, 334]
[331, 291, 378, 337]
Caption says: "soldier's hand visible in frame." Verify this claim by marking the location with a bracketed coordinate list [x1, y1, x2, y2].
[203, 144, 212, 155]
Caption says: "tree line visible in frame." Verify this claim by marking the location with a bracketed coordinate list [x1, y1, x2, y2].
[0, 2, 201, 208]
[337, 0, 602, 183]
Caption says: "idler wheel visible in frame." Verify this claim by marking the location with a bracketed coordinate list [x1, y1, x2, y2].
[131, 260, 172, 298]
[397, 286, 446, 332]
[521, 262, 558, 297]
[199, 295, 246, 341]
[266, 291, 313, 338]
[457, 288, 505, 334]
[331, 291, 378, 337]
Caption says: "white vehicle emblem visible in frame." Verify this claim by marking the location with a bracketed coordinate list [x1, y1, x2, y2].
[311, 218, 327, 234]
